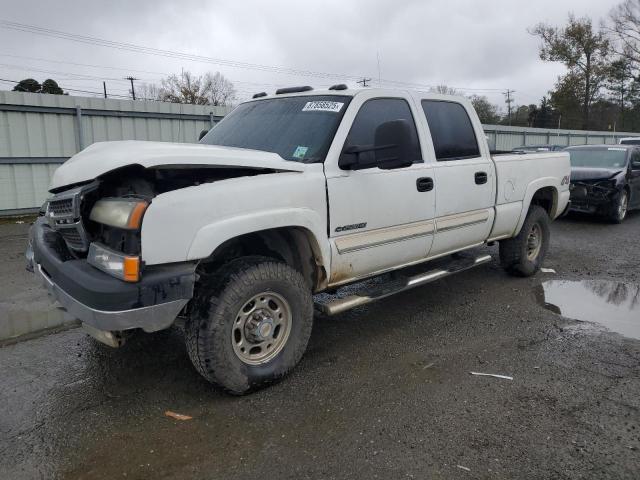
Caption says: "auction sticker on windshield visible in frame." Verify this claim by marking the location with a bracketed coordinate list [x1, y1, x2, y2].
[302, 101, 344, 113]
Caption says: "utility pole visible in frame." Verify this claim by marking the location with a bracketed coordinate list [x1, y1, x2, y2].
[124, 76, 139, 100]
[357, 77, 372, 88]
[103, 81, 107, 99]
[503, 89, 515, 125]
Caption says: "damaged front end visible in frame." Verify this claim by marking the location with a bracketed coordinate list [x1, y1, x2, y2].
[569, 165, 626, 216]
[29, 164, 272, 345]
[569, 179, 620, 214]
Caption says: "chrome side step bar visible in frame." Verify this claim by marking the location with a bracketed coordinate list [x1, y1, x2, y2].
[315, 254, 493, 316]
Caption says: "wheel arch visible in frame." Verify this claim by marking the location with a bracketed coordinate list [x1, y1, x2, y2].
[196, 226, 328, 292]
[514, 180, 559, 235]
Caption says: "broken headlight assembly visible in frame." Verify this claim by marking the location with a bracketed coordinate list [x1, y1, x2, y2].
[89, 198, 148, 230]
[87, 198, 148, 282]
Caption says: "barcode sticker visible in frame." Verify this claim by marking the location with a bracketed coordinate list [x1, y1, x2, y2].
[302, 101, 344, 113]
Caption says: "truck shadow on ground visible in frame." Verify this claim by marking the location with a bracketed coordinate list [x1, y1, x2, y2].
[72, 255, 509, 401]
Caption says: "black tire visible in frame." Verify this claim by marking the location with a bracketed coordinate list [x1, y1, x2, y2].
[185, 256, 313, 395]
[499, 205, 550, 277]
[607, 189, 628, 224]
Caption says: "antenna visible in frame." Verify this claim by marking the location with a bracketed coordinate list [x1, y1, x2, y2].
[377, 51, 381, 86]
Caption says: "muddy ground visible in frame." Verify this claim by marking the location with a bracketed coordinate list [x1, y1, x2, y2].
[1, 213, 639, 479]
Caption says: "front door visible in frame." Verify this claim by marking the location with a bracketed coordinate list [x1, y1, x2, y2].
[325, 97, 436, 284]
[629, 149, 640, 208]
[419, 99, 496, 257]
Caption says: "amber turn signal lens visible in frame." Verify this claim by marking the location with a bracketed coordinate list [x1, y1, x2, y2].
[127, 201, 148, 229]
[123, 256, 140, 282]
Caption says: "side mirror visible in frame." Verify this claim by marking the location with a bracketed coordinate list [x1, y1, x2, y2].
[198, 129, 209, 141]
[339, 120, 414, 170]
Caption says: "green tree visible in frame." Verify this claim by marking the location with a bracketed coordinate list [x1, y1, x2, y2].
[606, 57, 636, 129]
[12, 78, 65, 95]
[532, 96, 560, 129]
[469, 95, 501, 124]
[549, 73, 584, 129]
[531, 15, 610, 129]
[12, 78, 41, 93]
[40, 79, 64, 95]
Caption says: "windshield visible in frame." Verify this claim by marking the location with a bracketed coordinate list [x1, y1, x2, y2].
[620, 138, 640, 145]
[567, 148, 628, 168]
[200, 95, 351, 163]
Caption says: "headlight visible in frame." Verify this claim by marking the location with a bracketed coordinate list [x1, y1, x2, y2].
[594, 179, 617, 189]
[89, 198, 148, 230]
[87, 242, 140, 282]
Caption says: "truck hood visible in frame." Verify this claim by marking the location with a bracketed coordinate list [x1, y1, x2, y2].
[50, 141, 306, 190]
[570, 167, 624, 182]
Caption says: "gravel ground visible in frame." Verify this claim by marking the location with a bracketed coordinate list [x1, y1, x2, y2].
[1, 213, 639, 479]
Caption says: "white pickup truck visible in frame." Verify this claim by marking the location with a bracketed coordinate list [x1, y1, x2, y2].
[27, 86, 570, 394]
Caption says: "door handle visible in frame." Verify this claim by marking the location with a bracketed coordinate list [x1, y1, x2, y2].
[475, 171, 488, 185]
[416, 177, 434, 192]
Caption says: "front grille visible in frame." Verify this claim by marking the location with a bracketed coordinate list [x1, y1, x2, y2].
[48, 198, 73, 216]
[57, 226, 86, 250]
[46, 182, 98, 252]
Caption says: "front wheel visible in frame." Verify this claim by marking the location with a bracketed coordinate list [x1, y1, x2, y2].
[499, 205, 550, 277]
[608, 190, 628, 224]
[185, 256, 313, 394]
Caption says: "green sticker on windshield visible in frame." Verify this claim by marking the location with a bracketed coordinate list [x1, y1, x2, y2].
[293, 146, 309, 159]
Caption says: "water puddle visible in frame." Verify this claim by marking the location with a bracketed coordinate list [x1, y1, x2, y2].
[536, 280, 640, 340]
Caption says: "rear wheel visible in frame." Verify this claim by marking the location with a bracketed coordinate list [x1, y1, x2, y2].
[608, 190, 628, 224]
[185, 256, 313, 395]
[499, 206, 550, 277]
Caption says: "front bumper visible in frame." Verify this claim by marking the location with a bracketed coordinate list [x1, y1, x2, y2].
[28, 218, 196, 333]
[569, 184, 618, 214]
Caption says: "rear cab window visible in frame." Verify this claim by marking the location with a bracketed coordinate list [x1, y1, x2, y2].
[421, 100, 480, 161]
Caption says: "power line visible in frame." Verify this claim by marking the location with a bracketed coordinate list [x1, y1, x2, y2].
[0, 19, 367, 82]
[0, 20, 517, 95]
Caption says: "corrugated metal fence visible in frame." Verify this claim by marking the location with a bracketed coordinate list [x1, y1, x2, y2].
[483, 124, 638, 150]
[0, 91, 230, 214]
[1, 91, 638, 214]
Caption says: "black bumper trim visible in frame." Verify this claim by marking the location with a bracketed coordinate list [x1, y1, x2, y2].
[31, 218, 196, 312]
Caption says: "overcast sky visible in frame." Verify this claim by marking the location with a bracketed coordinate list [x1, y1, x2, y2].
[0, 0, 622, 110]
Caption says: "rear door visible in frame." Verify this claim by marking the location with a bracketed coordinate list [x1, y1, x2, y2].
[325, 94, 436, 284]
[418, 99, 496, 257]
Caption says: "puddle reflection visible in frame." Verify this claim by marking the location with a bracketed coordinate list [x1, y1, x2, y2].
[536, 280, 640, 340]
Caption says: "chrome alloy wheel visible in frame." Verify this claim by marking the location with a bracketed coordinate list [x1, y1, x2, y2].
[526, 223, 542, 261]
[618, 191, 628, 221]
[232, 292, 292, 365]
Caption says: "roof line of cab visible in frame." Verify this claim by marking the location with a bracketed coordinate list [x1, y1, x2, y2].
[247, 85, 473, 104]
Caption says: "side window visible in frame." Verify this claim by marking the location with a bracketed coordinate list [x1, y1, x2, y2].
[421, 100, 480, 161]
[632, 149, 640, 169]
[342, 98, 422, 165]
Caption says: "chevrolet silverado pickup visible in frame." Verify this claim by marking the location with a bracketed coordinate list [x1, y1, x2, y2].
[27, 86, 571, 394]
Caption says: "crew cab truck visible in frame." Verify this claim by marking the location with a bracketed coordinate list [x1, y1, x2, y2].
[27, 87, 571, 394]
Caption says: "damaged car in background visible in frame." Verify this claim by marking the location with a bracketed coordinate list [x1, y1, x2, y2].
[566, 145, 640, 223]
